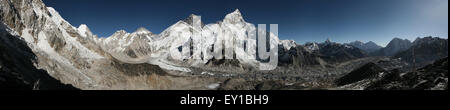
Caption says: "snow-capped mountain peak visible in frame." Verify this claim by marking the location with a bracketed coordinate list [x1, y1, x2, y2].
[280, 40, 297, 50]
[223, 9, 245, 24]
[46, 7, 65, 25]
[321, 38, 338, 46]
[182, 14, 204, 26]
[347, 40, 382, 53]
[304, 42, 320, 51]
[134, 27, 152, 35]
[78, 24, 93, 37]
[113, 30, 129, 36]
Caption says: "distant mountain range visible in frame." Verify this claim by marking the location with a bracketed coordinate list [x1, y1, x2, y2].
[0, 0, 447, 90]
[347, 41, 382, 53]
[371, 38, 412, 56]
[337, 57, 448, 90]
[394, 36, 448, 65]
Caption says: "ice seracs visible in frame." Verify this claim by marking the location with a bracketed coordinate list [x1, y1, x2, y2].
[347, 40, 382, 53]
[46, 7, 64, 24]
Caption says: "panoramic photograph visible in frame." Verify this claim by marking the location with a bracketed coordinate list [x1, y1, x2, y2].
[0, 0, 447, 91]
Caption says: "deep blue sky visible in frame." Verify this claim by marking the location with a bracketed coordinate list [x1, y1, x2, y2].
[43, 0, 448, 46]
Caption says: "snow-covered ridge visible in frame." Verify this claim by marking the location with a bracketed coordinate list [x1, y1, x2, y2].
[413, 36, 446, 45]
[77, 24, 92, 37]
[99, 9, 283, 70]
[347, 40, 382, 53]
[45, 7, 104, 59]
[6, 0, 287, 70]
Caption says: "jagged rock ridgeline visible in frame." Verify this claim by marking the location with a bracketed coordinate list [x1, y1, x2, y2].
[347, 41, 382, 53]
[100, 9, 281, 70]
[278, 39, 371, 67]
[0, 23, 77, 90]
[394, 36, 448, 66]
[0, 0, 221, 90]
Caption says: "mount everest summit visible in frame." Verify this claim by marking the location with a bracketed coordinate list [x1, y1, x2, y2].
[0, 0, 447, 90]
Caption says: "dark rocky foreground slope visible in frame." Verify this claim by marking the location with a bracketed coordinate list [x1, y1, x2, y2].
[367, 57, 448, 90]
[0, 24, 77, 90]
[335, 62, 386, 86]
[337, 57, 448, 90]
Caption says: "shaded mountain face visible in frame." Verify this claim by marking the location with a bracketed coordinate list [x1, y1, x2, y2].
[278, 39, 369, 67]
[394, 36, 448, 66]
[304, 42, 320, 52]
[99, 9, 280, 70]
[347, 41, 382, 53]
[371, 38, 412, 56]
[0, 0, 355, 90]
[99, 29, 156, 63]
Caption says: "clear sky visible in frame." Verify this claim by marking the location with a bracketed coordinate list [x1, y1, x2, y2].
[43, 0, 448, 46]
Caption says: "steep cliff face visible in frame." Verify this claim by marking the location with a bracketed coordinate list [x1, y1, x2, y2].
[0, 0, 220, 90]
[278, 44, 324, 67]
[394, 37, 448, 66]
[0, 0, 317, 90]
